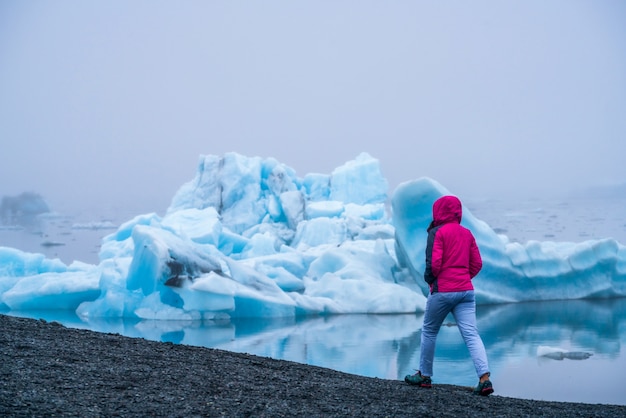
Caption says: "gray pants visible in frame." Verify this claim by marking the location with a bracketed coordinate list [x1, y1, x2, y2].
[419, 290, 490, 379]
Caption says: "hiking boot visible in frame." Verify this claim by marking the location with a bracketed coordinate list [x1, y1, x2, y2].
[474, 379, 494, 396]
[404, 371, 432, 388]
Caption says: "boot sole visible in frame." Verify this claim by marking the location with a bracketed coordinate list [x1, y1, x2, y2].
[477, 387, 494, 396]
[404, 378, 432, 388]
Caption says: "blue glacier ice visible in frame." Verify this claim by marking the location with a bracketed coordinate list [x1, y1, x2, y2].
[1, 152, 625, 320]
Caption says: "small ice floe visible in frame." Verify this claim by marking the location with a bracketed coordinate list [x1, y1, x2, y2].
[40, 240, 65, 248]
[0, 225, 23, 231]
[537, 345, 593, 360]
[71, 221, 117, 230]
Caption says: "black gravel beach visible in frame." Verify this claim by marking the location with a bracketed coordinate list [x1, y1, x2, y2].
[1, 314, 624, 417]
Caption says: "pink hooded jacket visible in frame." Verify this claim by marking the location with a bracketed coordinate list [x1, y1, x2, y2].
[424, 196, 482, 293]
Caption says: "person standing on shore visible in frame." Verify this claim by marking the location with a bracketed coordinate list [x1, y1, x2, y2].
[404, 195, 494, 396]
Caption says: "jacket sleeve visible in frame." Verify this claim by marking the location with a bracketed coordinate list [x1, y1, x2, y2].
[468, 236, 482, 278]
[424, 228, 437, 284]
[430, 230, 444, 279]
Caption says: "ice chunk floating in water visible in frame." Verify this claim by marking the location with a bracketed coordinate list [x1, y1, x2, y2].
[1, 152, 625, 319]
[537, 346, 593, 360]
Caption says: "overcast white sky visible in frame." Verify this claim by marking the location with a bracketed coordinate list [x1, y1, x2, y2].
[1, 1, 625, 216]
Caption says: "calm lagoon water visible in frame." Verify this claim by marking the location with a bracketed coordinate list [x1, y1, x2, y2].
[9, 297, 626, 406]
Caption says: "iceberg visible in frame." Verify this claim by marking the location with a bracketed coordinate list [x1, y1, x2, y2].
[392, 180, 626, 304]
[1, 152, 625, 319]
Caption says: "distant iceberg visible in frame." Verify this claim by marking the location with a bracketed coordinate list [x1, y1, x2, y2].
[72, 221, 117, 230]
[1, 192, 50, 226]
[0, 152, 625, 319]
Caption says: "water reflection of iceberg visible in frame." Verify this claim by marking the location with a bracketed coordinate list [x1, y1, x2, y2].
[69, 299, 626, 382]
[477, 298, 625, 360]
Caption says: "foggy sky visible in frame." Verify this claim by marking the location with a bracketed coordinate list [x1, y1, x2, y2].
[1, 1, 625, 217]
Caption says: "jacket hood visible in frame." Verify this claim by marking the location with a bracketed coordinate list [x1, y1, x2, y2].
[432, 195, 462, 227]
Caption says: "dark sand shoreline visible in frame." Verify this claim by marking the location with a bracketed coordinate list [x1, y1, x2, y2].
[1, 314, 624, 417]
